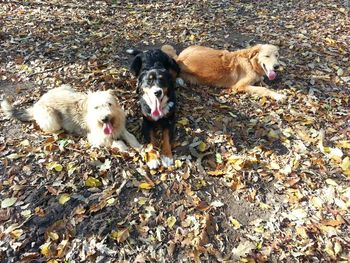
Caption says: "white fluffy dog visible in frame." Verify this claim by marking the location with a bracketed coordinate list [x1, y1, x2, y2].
[1, 85, 141, 150]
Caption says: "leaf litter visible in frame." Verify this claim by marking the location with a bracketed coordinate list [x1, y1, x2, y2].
[0, 0, 350, 262]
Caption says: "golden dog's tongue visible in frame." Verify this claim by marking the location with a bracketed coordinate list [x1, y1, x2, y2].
[267, 70, 277, 80]
[103, 122, 113, 135]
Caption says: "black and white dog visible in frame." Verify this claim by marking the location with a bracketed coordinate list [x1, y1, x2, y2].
[127, 48, 181, 169]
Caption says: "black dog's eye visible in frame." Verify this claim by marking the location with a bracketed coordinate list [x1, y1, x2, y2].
[159, 75, 163, 79]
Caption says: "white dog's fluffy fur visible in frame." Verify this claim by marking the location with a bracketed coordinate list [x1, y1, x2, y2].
[1, 85, 141, 150]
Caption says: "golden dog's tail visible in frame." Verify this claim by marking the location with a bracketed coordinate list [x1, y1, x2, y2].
[1, 99, 34, 122]
[161, 45, 178, 60]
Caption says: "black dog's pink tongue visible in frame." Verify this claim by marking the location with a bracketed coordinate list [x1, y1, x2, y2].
[267, 70, 277, 80]
[150, 94, 162, 118]
[103, 122, 113, 135]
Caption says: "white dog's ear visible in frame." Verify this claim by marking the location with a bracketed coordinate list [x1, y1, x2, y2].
[249, 45, 261, 59]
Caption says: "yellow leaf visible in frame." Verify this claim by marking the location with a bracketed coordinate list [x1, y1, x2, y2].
[58, 194, 71, 205]
[189, 34, 196, 41]
[256, 242, 263, 250]
[111, 228, 129, 243]
[67, 162, 77, 176]
[46, 162, 63, 172]
[139, 182, 153, 190]
[229, 217, 241, 230]
[341, 157, 350, 171]
[106, 198, 116, 205]
[10, 229, 23, 239]
[207, 170, 225, 176]
[325, 37, 336, 45]
[334, 241, 342, 255]
[267, 129, 279, 139]
[20, 139, 30, 146]
[160, 173, 167, 181]
[325, 179, 338, 186]
[40, 241, 51, 257]
[47, 231, 59, 241]
[336, 140, 350, 149]
[174, 159, 183, 168]
[166, 216, 176, 229]
[270, 161, 280, 170]
[137, 197, 147, 206]
[259, 202, 271, 209]
[254, 225, 265, 233]
[1, 197, 17, 208]
[85, 177, 102, 187]
[177, 117, 189, 126]
[197, 142, 207, 152]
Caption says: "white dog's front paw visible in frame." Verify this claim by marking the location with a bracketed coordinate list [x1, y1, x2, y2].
[273, 93, 286, 101]
[161, 155, 173, 168]
[147, 159, 160, 170]
[112, 140, 128, 152]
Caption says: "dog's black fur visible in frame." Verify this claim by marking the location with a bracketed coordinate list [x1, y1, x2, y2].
[139, 68, 176, 144]
[127, 48, 179, 148]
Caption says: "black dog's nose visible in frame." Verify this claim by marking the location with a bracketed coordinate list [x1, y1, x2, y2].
[102, 116, 109, 123]
[154, 90, 162, 98]
[273, 64, 279, 70]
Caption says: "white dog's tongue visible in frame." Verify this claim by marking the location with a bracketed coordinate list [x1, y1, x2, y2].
[267, 70, 277, 80]
[149, 93, 162, 118]
[103, 122, 113, 135]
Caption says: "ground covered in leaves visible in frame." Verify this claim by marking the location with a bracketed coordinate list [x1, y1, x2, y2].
[1, 0, 350, 262]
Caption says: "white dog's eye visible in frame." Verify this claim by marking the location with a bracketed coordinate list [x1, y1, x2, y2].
[265, 55, 270, 58]
[94, 106, 98, 109]
[108, 103, 112, 106]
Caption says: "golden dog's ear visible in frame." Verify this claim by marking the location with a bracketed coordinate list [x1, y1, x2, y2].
[249, 45, 261, 59]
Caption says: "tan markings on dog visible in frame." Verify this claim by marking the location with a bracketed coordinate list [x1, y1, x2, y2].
[164, 44, 285, 101]
[161, 129, 172, 158]
[150, 129, 157, 146]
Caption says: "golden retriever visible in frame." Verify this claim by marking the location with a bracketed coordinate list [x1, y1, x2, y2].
[161, 44, 286, 101]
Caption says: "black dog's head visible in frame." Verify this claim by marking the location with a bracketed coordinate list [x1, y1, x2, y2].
[127, 48, 178, 121]
[138, 68, 175, 120]
[127, 48, 180, 81]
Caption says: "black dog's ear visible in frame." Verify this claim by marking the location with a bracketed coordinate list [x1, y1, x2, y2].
[164, 57, 180, 77]
[169, 58, 180, 75]
[130, 55, 142, 77]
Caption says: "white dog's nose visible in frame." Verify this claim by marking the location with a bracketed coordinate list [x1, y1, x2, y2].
[102, 116, 110, 123]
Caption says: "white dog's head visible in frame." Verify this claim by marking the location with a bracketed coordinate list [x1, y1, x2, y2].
[87, 90, 120, 135]
[251, 44, 280, 80]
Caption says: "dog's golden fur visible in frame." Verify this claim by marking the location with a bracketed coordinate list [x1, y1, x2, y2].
[1, 85, 141, 150]
[161, 44, 285, 100]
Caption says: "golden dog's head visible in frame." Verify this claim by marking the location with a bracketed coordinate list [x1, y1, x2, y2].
[250, 44, 280, 80]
